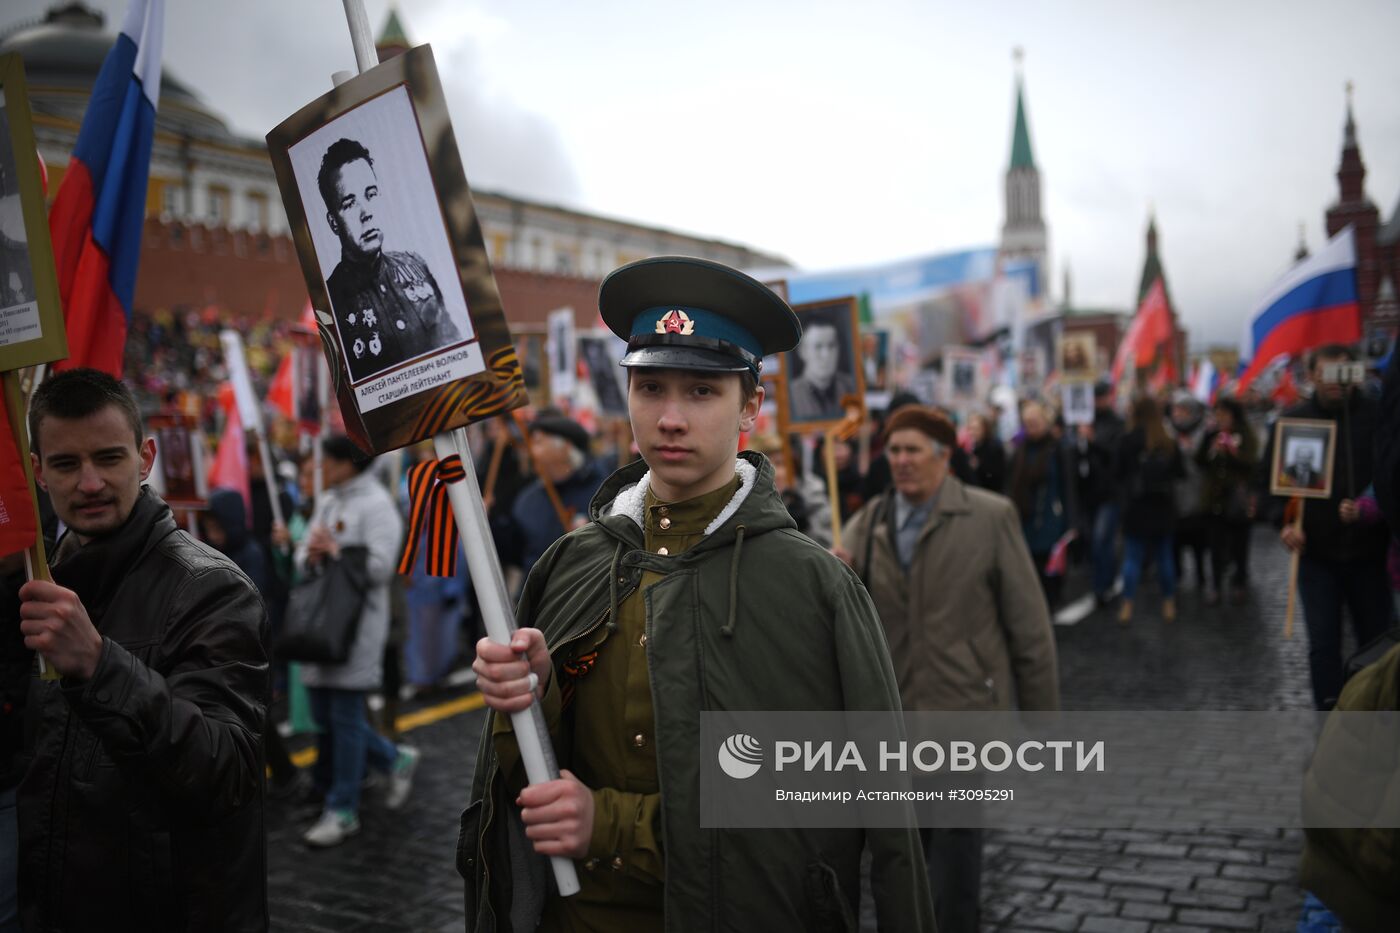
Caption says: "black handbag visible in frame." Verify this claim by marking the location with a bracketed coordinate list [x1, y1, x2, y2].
[274, 545, 371, 663]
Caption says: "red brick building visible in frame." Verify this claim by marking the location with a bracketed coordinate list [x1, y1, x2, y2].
[1323, 91, 1399, 337]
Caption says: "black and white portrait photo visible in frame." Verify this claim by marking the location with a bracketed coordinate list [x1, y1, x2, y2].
[0, 100, 36, 320]
[290, 86, 476, 387]
[578, 331, 628, 417]
[1061, 379, 1094, 426]
[943, 347, 982, 409]
[784, 301, 862, 426]
[293, 340, 324, 431]
[547, 307, 577, 402]
[1269, 417, 1336, 500]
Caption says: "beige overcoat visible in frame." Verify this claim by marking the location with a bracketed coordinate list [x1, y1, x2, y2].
[844, 476, 1060, 712]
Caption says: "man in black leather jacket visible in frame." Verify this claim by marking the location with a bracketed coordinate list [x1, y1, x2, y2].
[15, 369, 269, 931]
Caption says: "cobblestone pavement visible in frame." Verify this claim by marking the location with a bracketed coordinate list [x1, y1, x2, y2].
[269, 527, 1332, 931]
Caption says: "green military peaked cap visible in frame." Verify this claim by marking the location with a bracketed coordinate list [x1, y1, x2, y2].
[599, 256, 801, 377]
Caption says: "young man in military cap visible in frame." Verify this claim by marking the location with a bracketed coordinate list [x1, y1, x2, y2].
[462, 257, 935, 932]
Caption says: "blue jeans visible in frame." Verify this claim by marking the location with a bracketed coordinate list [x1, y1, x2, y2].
[0, 786, 17, 933]
[1091, 502, 1121, 597]
[1121, 535, 1176, 601]
[308, 687, 399, 814]
[1297, 555, 1394, 710]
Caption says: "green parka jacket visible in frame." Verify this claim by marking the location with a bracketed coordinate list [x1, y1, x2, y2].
[1299, 642, 1400, 933]
[458, 452, 936, 932]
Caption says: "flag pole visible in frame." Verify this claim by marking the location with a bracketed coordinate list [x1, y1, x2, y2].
[337, 0, 578, 897]
[1283, 498, 1304, 640]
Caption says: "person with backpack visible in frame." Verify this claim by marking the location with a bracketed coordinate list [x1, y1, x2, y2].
[1116, 396, 1186, 623]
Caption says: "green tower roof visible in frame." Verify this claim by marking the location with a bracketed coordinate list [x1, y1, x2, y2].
[1010, 80, 1035, 170]
[378, 6, 410, 46]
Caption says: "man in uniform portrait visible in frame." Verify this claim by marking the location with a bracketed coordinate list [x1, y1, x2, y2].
[787, 312, 857, 422]
[317, 137, 462, 382]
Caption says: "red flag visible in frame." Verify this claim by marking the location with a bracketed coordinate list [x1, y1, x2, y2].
[0, 402, 38, 554]
[207, 387, 251, 518]
[1271, 366, 1300, 407]
[1112, 278, 1173, 386]
[267, 353, 295, 421]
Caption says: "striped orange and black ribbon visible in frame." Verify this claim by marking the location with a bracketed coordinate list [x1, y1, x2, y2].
[397, 454, 466, 577]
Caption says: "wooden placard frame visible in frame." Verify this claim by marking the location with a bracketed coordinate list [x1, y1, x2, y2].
[778, 295, 866, 435]
[266, 44, 526, 455]
[1269, 417, 1336, 500]
[0, 54, 65, 372]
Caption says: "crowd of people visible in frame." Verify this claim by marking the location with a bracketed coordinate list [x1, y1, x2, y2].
[0, 272, 1397, 929]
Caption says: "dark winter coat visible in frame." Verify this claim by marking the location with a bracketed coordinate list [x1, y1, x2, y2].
[967, 438, 1007, 493]
[17, 489, 269, 932]
[1007, 434, 1077, 555]
[1116, 429, 1186, 540]
[1374, 350, 1400, 537]
[1196, 427, 1258, 522]
[206, 488, 271, 595]
[510, 458, 609, 576]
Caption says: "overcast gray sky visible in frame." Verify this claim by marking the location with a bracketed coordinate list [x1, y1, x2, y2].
[8, 0, 1400, 349]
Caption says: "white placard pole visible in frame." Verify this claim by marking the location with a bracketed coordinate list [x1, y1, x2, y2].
[337, 1, 578, 897]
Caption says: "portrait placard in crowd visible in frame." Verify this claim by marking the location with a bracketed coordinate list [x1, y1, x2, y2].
[942, 346, 983, 410]
[1058, 332, 1096, 380]
[861, 328, 891, 411]
[1061, 379, 1095, 426]
[546, 307, 576, 403]
[578, 330, 628, 417]
[780, 296, 865, 432]
[0, 54, 64, 372]
[1269, 417, 1336, 499]
[267, 45, 526, 453]
[146, 412, 207, 509]
[511, 326, 549, 406]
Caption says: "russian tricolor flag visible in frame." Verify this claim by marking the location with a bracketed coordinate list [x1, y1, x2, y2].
[1237, 226, 1361, 392]
[48, 0, 164, 377]
[1190, 358, 1220, 404]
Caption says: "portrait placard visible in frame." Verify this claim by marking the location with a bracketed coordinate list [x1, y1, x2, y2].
[510, 326, 550, 406]
[267, 45, 526, 454]
[0, 55, 64, 371]
[779, 296, 865, 433]
[292, 336, 328, 435]
[942, 346, 983, 410]
[860, 328, 891, 412]
[578, 330, 628, 418]
[546, 307, 577, 403]
[1061, 379, 1095, 426]
[1269, 417, 1336, 500]
[1058, 332, 1096, 380]
[147, 412, 207, 509]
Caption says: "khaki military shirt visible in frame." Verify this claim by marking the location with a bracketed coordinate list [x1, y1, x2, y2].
[499, 475, 740, 933]
[326, 249, 463, 382]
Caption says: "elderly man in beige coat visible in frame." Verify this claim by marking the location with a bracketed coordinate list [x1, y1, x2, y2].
[839, 405, 1059, 933]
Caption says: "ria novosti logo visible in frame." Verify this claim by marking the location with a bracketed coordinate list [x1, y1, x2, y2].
[717, 734, 763, 779]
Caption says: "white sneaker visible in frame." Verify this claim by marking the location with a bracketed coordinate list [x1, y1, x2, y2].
[385, 746, 421, 811]
[303, 808, 360, 847]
